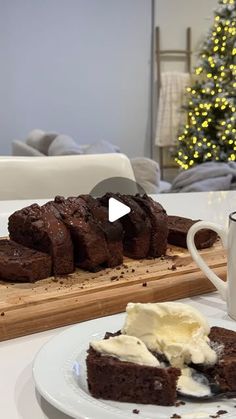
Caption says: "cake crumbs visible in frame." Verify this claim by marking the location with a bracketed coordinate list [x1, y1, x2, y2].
[175, 401, 186, 407]
[59, 280, 64, 285]
[209, 410, 228, 418]
[123, 264, 128, 269]
[142, 282, 147, 287]
[116, 266, 121, 270]
[132, 409, 140, 414]
[0, 312, 5, 316]
[168, 264, 177, 271]
[120, 275, 124, 279]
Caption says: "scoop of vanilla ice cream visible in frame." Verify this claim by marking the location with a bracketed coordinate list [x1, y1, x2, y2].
[90, 334, 160, 367]
[121, 302, 217, 368]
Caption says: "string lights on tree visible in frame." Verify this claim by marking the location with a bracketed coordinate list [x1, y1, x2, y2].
[175, 0, 236, 170]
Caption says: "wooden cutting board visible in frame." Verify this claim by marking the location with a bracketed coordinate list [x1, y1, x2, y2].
[0, 241, 226, 341]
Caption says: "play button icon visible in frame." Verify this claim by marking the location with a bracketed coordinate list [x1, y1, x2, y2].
[108, 197, 131, 222]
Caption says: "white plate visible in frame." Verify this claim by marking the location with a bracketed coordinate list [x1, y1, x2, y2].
[33, 314, 236, 419]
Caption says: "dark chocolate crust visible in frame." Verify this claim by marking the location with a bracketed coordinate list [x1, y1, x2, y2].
[79, 195, 123, 267]
[0, 239, 52, 282]
[195, 326, 236, 392]
[86, 347, 180, 406]
[134, 194, 168, 257]
[99, 193, 152, 259]
[167, 215, 218, 249]
[51, 196, 109, 271]
[209, 326, 236, 392]
[8, 203, 74, 276]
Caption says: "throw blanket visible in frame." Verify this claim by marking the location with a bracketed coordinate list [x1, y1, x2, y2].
[24, 129, 120, 155]
[170, 162, 236, 193]
[155, 71, 190, 147]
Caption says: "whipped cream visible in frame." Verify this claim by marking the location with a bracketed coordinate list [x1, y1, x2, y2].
[121, 302, 217, 368]
[90, 335, 160, 367]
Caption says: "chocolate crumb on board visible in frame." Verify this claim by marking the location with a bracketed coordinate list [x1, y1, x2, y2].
[216, 411, 228, 415]
[132, 409, 140, 414]
[0, 312, 5, 316]
[170, 414, 181, 419]
[146, 269, 149, 273]
[164, 254, 178, 261]
[142, 282, 147, 287]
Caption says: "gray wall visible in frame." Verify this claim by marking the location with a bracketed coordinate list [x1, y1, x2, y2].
[156, 0, 219, 71]
[0, 0, 152, 156]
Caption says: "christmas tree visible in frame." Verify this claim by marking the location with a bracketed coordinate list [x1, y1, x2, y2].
[175, 0, 236, 170]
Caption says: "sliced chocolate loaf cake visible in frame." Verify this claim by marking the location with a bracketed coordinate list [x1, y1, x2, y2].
[198, 326, 236, 392]
[86, 341, 180, 406]
[133, 195, 168, 257]
[79, 195, 123, 267]
[167, 215, 218, 249]
[50, 196, 109, 271]
[100, 193, 152, 259]
[0, 239, 52, 282]
[8, 203, 74, 276]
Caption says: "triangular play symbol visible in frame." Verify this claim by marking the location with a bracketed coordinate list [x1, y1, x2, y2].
[108, 197, 131, 222]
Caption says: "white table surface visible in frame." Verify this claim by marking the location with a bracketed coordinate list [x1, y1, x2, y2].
[0, 191, 235, 419]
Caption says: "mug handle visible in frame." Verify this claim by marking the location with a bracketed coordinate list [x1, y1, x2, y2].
[187, 221, 228, 301]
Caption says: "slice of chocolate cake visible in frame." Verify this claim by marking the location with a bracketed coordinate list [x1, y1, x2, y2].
[8, 203, 74, 276]
[167, 215, 218, 249]
[198, 326, 236, 392]
[99, 193, 152, 259]
[133, 195, 168, 257]
[86, 336, 180, 406]
[79, 195, 123, 267]
[50, 196, 109, 271]
[0, 239, 52, 282]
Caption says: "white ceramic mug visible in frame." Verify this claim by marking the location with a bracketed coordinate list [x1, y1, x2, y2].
[187, 214, 236, 321]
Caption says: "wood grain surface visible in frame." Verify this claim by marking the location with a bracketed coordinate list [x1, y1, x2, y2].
[0, 241, 226, 341]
